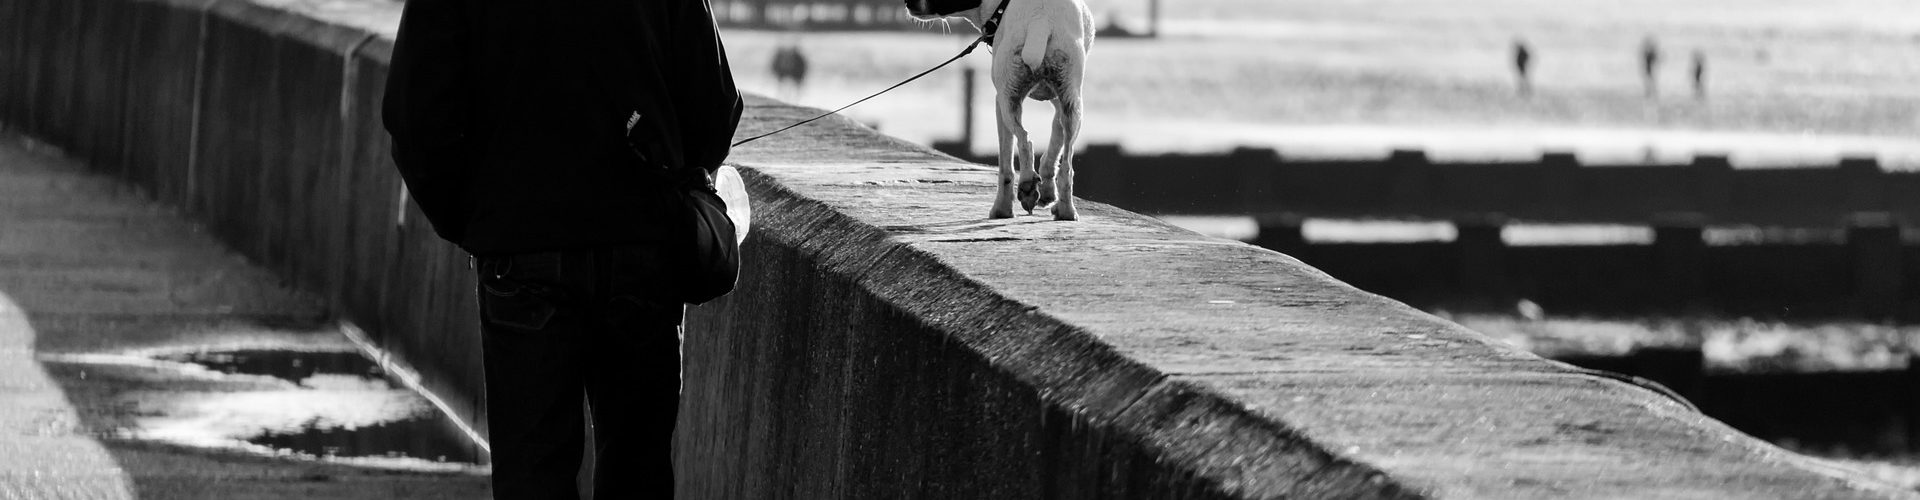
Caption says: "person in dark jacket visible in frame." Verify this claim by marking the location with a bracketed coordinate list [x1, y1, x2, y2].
[381, 0, 743, 496]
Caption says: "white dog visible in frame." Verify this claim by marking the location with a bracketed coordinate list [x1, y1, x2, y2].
[907, 0, 1094, 220]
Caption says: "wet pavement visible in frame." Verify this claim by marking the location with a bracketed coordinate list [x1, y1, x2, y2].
[0, 134, 490, 498]
[153, 349, 484, 466]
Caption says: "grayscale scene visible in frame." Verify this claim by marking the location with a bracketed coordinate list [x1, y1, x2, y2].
[0, 0, 1916, 497]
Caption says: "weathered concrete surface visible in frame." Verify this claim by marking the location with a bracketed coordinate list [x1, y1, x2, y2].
[0, 291, 130, 500]
[0, 136, 489, 499]
[674, 95, 1918, 499]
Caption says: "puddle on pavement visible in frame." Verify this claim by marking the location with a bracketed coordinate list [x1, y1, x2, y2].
[144, 349, 486, 467]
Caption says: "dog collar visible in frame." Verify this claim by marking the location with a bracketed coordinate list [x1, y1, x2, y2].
[979, 0, 1011, 46]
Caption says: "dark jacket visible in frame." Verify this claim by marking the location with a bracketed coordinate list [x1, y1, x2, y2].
[382, 0, 744, 255]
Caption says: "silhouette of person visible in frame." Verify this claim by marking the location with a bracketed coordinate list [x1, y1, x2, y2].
[384, 0, 743, 497]
[1513, 39, 1533, 97]
[771, 42, 809, 100]
[1690, 50, 1706, 100]
[1641, 36, 1660, 98]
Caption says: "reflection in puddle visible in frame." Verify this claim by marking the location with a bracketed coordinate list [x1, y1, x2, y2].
[249, 411, 484, 465]
[155, 349, 382, 386]
[131, 349, 486, 468]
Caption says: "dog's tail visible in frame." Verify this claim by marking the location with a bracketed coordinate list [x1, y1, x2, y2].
[1020, 17, 1050, 71]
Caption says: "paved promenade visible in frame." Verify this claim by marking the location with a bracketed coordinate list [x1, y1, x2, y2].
[0, 135, 488, 499]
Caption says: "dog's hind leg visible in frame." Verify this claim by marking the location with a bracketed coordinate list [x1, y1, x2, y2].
[1036, 104, 1066, 209]
[1049, 90, 1083, 221]
[989, 89, 1028, 219]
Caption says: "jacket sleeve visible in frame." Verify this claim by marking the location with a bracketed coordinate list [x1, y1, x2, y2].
[381, 0, 475, 244]
[671, 0, 744, 173]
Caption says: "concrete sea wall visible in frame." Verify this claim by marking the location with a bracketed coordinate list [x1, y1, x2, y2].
[1, 0, 1910, 497]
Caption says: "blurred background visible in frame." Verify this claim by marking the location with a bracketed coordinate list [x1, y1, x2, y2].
[714, 0, 1920, 486]
[3, 0, 1918, 493]
[719, 0, 1919, 162]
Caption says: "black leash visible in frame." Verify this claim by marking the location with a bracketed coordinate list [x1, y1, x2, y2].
[730, 0, 1013, 148]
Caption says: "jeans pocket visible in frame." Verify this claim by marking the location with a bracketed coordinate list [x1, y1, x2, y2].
[480, 275, 557, 332]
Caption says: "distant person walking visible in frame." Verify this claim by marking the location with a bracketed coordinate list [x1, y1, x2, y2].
[1640, 36, 1660, 98]
[771, 42, 809, 100]
[1690, 50, 1707, 100]
[1512, 38, 1533, 97]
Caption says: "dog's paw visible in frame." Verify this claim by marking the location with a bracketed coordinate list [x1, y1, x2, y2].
[1016, 179, 1040, 213]
[1036, 183, 1057, 208]
[1051, 203, 1078, 221]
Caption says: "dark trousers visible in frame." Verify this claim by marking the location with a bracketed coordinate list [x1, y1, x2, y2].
[476, 245, 684, 500]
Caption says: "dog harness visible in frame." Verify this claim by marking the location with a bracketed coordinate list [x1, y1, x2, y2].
[730, 0, 1013, 148]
